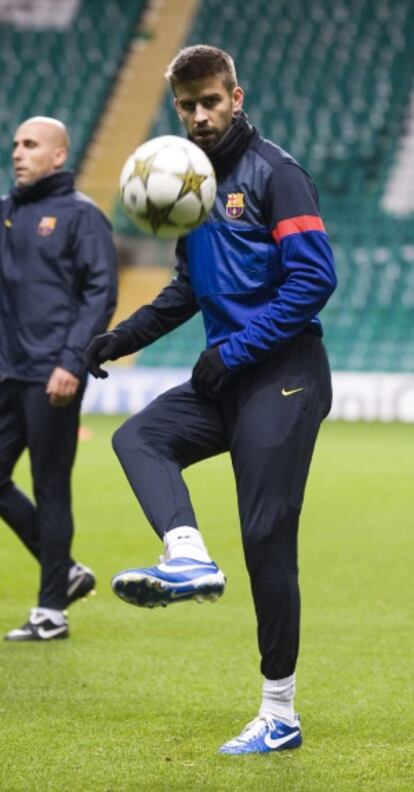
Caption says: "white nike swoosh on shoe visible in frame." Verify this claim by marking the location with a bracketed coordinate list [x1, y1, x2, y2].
[264, 729, 300, 749]
[169, 590, 194, 599]
[37, 625, 67, 639]
[167, 573, 224, 590]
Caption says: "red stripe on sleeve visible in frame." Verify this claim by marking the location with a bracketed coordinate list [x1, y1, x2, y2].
[272, 215, 325, 243]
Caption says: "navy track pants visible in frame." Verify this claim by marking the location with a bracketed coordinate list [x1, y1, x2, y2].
[113, 332, 332, 678]
[0, 379, 82, 609]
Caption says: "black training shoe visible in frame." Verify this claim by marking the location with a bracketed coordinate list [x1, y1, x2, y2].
[66, 563, 96, 606]
[4, 608, 69, 642]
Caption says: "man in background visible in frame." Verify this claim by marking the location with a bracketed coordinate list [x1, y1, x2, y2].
[85, 45, 336, 754]
[0, 116, 117, 641]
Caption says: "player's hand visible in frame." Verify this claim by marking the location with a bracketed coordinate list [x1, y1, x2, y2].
[191, 347, 229, 397]
[46, 367, 80, 407]
[83, 332, 127, 379]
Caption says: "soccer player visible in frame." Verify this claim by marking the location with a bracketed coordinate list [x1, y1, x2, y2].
[0, 117, 117, 641]
[85, 46, 336, 753]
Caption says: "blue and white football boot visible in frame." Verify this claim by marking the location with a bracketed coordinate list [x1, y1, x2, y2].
[219, 714, 302, 755]
[111, 557, 226, 608]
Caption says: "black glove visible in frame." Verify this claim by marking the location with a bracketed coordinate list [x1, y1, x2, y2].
[191, 347, 229, 397]
[84, 332, 131, 379]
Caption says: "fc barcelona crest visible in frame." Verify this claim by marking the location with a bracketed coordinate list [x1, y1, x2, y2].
[37, 216, 57, 236]
[226, 192, 244, 219]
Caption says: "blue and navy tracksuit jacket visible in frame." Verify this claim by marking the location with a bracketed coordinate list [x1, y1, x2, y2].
[0, 171, 118, 382]
[115, 114, 337, 368]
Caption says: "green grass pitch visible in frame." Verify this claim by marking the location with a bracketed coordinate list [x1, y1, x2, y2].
[0, 416, 412, 792]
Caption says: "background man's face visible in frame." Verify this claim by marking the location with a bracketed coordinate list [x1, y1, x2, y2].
[12, 121, 66, 186]
[174, 75, 244, 151]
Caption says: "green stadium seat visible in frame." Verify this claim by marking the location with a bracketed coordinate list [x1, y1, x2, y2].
[0, 0, 146, 187]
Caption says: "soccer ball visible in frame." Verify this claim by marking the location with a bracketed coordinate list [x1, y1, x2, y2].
[119, 135, 217, 238]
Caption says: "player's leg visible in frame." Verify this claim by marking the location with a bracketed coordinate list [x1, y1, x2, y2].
[0, 380, 41, 559]
[219, 333, 332, 753]
[111, 380, 227, 607]
[3, 382, 87, 641]
[24, 383, 85, 612]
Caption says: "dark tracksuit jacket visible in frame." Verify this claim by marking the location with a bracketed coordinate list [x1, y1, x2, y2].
[114, 114, 336, 364]
[112, 113, 337, 679]
[0, 170, 117, 381]
[0, 170, 117, 609]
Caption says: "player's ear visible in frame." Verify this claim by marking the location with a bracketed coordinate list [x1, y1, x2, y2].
[174, 97, 183, 121]
[53, 146, 67, 169]
[232, 86, 244, 113]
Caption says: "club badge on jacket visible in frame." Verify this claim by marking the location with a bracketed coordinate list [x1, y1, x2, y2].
[226, 193, 244, 219]
[37, 217, 57, 236]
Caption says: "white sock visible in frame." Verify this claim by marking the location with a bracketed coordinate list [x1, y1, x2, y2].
[163, 526, 212, 562]
[33, 607, 67, 626]
[259, 674, 296, 725]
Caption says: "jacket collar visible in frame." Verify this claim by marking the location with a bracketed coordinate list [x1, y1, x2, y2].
[206, 111, 256, 178]
[11, 170, 75, 204]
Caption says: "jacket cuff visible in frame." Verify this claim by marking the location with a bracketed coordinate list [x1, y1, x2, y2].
[59, 350, 83, 378]
[112, 327, 141, 356]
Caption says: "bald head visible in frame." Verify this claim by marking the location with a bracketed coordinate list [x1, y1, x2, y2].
[13, 116, 69, 187]
[20, 116, 70, 148]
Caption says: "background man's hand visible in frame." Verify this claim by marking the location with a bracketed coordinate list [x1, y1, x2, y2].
[46, 367, 80, 407]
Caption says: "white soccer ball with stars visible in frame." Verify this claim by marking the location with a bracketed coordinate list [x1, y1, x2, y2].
[119, 135, 217, 238]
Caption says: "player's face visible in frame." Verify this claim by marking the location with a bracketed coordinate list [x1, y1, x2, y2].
[12, 121, 66, 186]
[174, 75, 244, 151]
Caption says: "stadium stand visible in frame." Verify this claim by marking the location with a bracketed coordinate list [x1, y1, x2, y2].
[75, 0, 198, 335]
[77, 0, 198, 216]
[0, 0, 146, 189]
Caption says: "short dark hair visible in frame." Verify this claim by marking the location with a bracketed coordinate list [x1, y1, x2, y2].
[165, 45, 238, 93]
